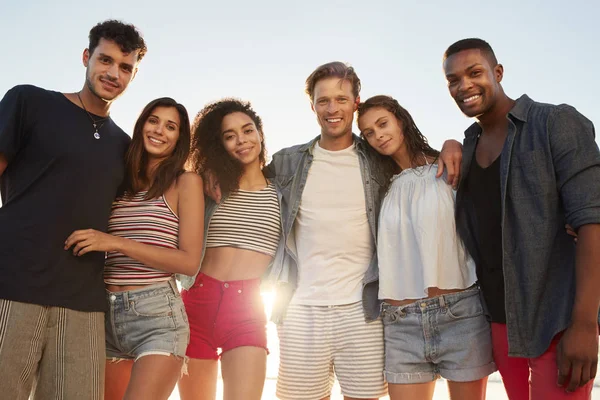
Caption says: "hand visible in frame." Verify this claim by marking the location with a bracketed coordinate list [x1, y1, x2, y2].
[556, 322, 599, 392]
[566, 224, 578, 243]
[203, 170, 222, 203]
[64, 229, 121, 256]
[437, 139, 463, 189]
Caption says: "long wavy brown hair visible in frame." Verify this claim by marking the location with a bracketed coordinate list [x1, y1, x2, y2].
[123, 97, 191, 199]
[190, 99, 267, 197]
[358, 95, 439, 189]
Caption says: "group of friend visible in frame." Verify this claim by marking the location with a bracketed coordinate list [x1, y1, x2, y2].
[0, 19, 598, 400]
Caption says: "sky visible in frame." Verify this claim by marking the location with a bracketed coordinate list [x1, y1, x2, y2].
[1, 0, 599, 156]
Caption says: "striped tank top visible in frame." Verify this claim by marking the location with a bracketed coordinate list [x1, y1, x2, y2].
[206, 183, 281, 256]
[104, 191, 179, 285]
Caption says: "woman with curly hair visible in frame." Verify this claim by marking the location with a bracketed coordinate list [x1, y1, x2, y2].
[178, 99, 281, 400]
[356, 95, 495, 400]
[65, 97, 204, 399]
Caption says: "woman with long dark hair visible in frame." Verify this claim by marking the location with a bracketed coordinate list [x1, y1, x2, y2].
[178, 98, 281, 400]
[357, 95, 495, 400]
[65, 97, 204, 399]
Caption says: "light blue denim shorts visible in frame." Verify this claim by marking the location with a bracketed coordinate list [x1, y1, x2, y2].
[105, 279, 189, 361]
[381, 287, 496, 384]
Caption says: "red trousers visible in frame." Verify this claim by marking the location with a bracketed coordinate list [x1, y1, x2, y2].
[491, 323, 595, 400]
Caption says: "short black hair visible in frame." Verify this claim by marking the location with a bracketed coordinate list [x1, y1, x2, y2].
[88, 20, 147, 62]
[443, 38, 498, 66]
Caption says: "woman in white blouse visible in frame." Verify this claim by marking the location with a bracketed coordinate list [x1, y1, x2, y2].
[357, 95, 495, 400]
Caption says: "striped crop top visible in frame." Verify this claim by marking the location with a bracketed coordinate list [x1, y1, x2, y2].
[104, 191, 179, 285]
[206, 183, 281, 256]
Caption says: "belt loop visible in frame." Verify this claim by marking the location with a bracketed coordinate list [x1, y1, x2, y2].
[439, 295, 446, 308]
[123, 291, 130, 311]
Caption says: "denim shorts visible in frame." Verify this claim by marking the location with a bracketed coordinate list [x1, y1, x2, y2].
[105, 279, 189, 361]
[381, 287, 496, 384]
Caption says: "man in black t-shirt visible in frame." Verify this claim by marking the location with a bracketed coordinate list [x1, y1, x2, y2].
[0, 20, 146, 399]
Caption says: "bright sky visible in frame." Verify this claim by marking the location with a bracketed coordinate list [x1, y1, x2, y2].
[1, 0, 599, 155]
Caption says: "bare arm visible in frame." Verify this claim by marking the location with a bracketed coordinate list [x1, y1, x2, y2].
[557, 223, 600, 391]
[65, 172, 205, 276]
[436, 139, 463, 189]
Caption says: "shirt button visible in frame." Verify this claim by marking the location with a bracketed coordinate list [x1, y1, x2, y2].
[224, 283, 229, 288]
[238, 289, 242, 294]
[199, 283, 203, 287]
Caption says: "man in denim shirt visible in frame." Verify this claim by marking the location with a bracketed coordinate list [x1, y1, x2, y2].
[444, 38, 600, 399]
[203, 62, 464, 400]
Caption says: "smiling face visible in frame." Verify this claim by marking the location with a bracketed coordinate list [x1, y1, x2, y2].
[83, 38, 139, 102]
[311, 77, 359, 141]
[358, 106, 407, 158]
[443, 48, 504, 118]
[221, 111, 263, 168]
[142, 106, 181, 161]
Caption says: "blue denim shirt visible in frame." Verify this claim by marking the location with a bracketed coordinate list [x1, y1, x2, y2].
[264, 135, 387, 324]
[178, 193, 285, 291]
[456, 94, 600, 358]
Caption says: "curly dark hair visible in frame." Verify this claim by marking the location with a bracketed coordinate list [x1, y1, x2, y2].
[190, 99, 267, 196]
[358, 95, 439, 189]
[89, 20, 147, 62]
[123, 97, 191, 200]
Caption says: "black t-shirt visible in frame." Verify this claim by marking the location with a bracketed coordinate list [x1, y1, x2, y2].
[0, 85, 130, 312]
[466, 154, 507, 323]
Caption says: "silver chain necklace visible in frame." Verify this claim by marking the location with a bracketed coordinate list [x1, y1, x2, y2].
[76, 92, 109, 140]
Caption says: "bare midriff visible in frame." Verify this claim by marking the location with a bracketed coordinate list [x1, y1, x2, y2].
[384, 286, 468, 307]
[198, 246, 273, 282]
[106, 283, 157, 292]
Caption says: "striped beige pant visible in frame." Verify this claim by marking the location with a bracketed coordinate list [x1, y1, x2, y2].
[276, 301, 387, 400]
[0, 299, 104, 400]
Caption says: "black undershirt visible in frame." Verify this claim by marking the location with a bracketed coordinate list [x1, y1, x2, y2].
[466, 154, 506, 323]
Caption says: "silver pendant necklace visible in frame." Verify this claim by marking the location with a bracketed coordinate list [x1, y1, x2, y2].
[76, 92, 109, 140]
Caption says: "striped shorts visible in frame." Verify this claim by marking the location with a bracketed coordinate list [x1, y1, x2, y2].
[276, 301, 387, 400]
[0, 299, 104, 400]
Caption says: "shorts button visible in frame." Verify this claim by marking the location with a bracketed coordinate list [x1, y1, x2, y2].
[224, 283, 229, 288]
[420, 302, 427, 308]
[110, 295, 116, 301]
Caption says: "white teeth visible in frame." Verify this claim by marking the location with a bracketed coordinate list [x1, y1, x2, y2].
[327, 118, 341, 123]
[463, 95, 480, 103]
[149, 137, 165, 144]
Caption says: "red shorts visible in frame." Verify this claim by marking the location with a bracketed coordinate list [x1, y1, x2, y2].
[491, 323, 596, 400]
[182, 273, 268, 360]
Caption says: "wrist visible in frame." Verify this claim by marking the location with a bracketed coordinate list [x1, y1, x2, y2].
[113, 236, 127, 253]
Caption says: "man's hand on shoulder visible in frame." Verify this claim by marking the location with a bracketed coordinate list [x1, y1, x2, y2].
[437, 139, 463, 189]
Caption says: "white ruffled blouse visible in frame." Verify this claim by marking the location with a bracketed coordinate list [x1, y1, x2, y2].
[377, 164, 477, 300]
